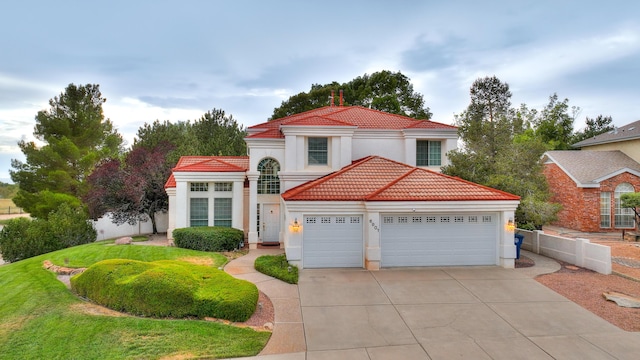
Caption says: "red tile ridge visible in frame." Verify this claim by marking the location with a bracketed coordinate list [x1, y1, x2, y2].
[173, 156, 248, 172]
[364, 167, 419, 200]
[427, 171, 521, 201]
[281, 155, 377, 200]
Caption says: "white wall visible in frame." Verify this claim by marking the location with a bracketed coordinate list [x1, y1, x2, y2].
[519, 229, 611, 274]
[92, 212, 168, 241]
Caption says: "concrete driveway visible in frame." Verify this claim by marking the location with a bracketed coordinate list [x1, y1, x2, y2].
[298, 266, 640, 360]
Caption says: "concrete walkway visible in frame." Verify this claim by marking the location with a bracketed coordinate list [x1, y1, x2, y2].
[226, 249, 640, 360]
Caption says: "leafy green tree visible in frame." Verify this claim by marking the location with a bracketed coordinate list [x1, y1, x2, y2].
[621, 193, 640, 226]
[571, 114, 614, 144]
[443, 76, 516, 184]
[443, 76, 560, 229]
[10, 84, 123, 218]
[0, 182, 18, 199]
[191, 109, 247, 156]
[271, 70, 432, 120]
[134, 119, 196, 166]
[532, 94, 579, 150]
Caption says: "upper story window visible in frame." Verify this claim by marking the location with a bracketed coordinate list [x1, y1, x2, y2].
[308, 137, 328, 165]
[190, 182, 208, 192]
[416, 140, 441, 166]
[214, 182, 233, 192]
[258, 158, 280, 194]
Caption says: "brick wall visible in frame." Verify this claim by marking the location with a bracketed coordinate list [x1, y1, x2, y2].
[544, 164, 640, 232]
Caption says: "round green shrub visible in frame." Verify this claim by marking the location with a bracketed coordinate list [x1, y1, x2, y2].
[71, 259, 258, 321]
[173, 226, 244, 252]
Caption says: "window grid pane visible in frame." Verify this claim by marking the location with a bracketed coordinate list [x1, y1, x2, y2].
[214, 198, 232, 227]
[615, 184, 635, 228]
[214, 182, 233, 192]
[190, 198, 208, 227]
[600, 192, 611, 228]
[416, 141, 441, 166]
[308, 137, 328, 165]
[258, 158, 280, 194]
[428, 141, 441, 166]
[191, 182, 208, 192]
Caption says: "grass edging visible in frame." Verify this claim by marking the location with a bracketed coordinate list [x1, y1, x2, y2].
[254, 254, 298, 284]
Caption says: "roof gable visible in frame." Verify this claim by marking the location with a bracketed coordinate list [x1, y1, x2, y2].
[282, 156, 519, 202]
[173, 156, 249, 173]
[573, 119, 640, 147]
[543, 150, 640, 187]
[248, 106, 456, 138]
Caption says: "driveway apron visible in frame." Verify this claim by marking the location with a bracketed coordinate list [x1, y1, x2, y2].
[299, 265, 640, 360]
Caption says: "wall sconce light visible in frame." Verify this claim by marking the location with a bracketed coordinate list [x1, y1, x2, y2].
[506, 218, 515, 232]
[290, 218, 301, 233]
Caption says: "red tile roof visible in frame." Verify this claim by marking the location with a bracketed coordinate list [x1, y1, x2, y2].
[247, 106, 456, 138]
[164, 174, 176, 189]
[164, 156, 249, 189]
[173, 156, 249, 172]
[282, 156, 520, 202]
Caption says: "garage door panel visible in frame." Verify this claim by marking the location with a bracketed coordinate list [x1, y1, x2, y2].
[303, 215, 363, 268]
[381, 214, 497, 267]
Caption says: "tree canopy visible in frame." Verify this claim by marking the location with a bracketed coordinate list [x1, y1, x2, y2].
[571, 114, 615, 144]
[442, 76, 560, 229]
[10, 84, 123, 218]
[85, 144, 172, 233]
[271, 70, 432, 120]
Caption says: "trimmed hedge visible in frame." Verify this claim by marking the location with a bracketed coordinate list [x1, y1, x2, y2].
[71, 259, 258, 322]
[173, 226, 244, 252]
[255, 254, 298, 284]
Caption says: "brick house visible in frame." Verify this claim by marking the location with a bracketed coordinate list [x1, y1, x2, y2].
[542, 150, 640, 232]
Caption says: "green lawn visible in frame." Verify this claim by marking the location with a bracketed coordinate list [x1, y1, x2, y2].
[0, 242, 271, 359]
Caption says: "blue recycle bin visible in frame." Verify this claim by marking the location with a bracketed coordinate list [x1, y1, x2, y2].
[514, 234, 524, 259]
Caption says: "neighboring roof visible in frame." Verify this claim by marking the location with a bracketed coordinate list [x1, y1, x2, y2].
[281, 156, 520, 202]
[572, 119, 640, 148]
[247, 106, 457, 139]
[542, 150, 640, 187]
[164, 156, 249, 189]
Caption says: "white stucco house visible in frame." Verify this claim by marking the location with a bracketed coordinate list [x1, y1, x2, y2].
[165, 105, 520, 269]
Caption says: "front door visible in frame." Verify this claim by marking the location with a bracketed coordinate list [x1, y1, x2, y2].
[262, 204, 280, 243]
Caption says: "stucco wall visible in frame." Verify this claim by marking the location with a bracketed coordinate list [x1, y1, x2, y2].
[581, 139, 640, 163]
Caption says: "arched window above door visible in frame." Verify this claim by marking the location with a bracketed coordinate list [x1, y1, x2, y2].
[258, 158, 280, 194]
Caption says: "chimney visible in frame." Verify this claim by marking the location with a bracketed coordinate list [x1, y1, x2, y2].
[339, 90, 344, 106]
[330, 90, 335, 107]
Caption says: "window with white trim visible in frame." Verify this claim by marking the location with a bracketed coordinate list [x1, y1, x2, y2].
[190, 198, 208, 227]
[214, 182, 233, 192]
[191, 182, 208, 192]
[308, 137, 328, 165]
[615, 183, 635, 228]
[600, 192, 611, 228]
[258, 158, 280, 194]
[416, 140, 441, 166]
[213, 198, 232, 227]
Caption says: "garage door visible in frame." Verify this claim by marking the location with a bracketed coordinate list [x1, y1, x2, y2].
[303, 215, 363, 268]
[381, 214, 497, 267]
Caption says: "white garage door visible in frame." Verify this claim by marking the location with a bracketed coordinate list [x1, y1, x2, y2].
[303, 215, 363, 268]
[381, 214, 497, 267]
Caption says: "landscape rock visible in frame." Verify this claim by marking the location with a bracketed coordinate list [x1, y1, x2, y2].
[115, 236, 133, 245]
[603, 291, 640, 308]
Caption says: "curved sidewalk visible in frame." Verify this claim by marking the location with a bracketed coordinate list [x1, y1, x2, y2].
[223, 249, 306, 359]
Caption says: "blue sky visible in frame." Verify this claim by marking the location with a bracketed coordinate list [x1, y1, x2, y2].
[1, 1, 639, 183]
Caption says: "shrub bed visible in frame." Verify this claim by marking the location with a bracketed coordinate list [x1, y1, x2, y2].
[255, 254, 298, 284]
[173, 226, 243, 252]
[71, 259, 258, 322]
[0, 204, 96, 262]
